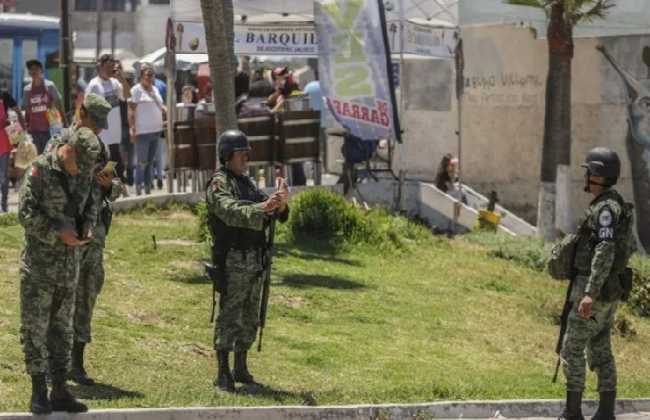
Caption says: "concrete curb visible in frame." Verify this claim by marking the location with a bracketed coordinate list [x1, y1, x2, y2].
[1, 399, 649, 420]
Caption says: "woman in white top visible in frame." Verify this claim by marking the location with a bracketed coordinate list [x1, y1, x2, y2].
[128, 64, 167, 195]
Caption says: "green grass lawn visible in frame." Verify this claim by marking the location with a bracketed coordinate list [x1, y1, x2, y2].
[0, 208, 649, 413]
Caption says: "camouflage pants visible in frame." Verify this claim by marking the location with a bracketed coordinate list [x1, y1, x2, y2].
[561, 301, 618, 392]
[214, 250, 264, 352]
[20, 279, 76, 375]
[74, 244, 105, 343]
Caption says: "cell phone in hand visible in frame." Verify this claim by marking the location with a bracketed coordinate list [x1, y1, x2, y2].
[102, 161, 117, 173]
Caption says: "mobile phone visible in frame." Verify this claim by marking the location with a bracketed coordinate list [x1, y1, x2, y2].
[102, 161, 117, 173]
[278, 178, 287, 189]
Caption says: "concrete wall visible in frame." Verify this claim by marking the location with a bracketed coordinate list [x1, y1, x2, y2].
[459, 25, 644, 225]
[135, 1, 170, 57]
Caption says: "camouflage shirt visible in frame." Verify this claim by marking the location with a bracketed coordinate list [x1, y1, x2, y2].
[572, 188, 635, 301]
[46, 128, 122, 247]
[206, 168, 289, 231]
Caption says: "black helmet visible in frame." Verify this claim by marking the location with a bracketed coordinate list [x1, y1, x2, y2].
[581, 147, 621, 179]
[218, 129, 250, 162]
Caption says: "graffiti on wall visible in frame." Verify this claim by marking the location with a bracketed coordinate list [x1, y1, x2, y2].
[463, 71, 545, 107]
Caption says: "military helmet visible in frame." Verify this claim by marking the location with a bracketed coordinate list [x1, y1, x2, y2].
[581, 147, 621, 179]
[218, 129, 251, 162]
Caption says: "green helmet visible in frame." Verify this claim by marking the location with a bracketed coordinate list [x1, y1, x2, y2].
[218, 129, 250, 162]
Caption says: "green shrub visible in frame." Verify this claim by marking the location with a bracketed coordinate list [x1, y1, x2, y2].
[286, 189, 431, 251]
[194, 202, 211, 244]
[0, 213, 19, 227]
[464, 232, 550, 272]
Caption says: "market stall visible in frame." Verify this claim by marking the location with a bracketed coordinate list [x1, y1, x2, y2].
[162, 0, 460, 194]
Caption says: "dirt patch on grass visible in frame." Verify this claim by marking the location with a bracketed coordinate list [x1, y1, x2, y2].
[272, 294, 305, 309]
[126, 311, 165, 327]
[181, 343, 212, 358]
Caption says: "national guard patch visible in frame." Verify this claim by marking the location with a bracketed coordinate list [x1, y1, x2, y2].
[597, 207, 615, 240]
[47, 143, 56, 152]
[212, 182, 220, 193]
[29, 167, 38, 178]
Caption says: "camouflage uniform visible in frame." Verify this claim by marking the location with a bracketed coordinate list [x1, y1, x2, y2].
[18, 129, 101, 376]
[561, 188, 634, 393]
[46, 128, 122, 345]
[206, 168, 289, 352]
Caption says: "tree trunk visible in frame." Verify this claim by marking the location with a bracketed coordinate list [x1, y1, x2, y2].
[626, 132, 650, 253]
[199, 0, 238, 166]
[538, 1, 573, 242]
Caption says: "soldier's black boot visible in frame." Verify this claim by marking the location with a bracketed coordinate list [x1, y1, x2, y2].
[558, 391, 585, 420]
[30, 374, 52, 415]
[0, 183, 8, 213]
[233, 351, 262, 385]
[50, 370, 88, 413]
[214, 351, 236, 392]
[69, 341, 95, 385]
[592, 391, 617, 420]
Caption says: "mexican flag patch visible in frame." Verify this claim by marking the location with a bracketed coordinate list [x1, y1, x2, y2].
[212, 182, 220, 193]
[30, 167, 38, 178]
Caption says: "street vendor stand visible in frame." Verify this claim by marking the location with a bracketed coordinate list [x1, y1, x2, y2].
[164, 0, 460, 198]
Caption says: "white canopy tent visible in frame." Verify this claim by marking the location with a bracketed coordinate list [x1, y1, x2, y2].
[165, 0, 461, 197]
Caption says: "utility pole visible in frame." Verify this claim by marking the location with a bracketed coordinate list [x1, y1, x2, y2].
[111, 18, 117, 56]
[96, 0, 103, 59]
[60, 0, 72, 114]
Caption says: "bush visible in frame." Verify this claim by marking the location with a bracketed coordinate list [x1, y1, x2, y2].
[287, 189, 432, 250]
[194, 202, 211, 244]
[463, 232, 551, 272]
[0, 213, 19, 227]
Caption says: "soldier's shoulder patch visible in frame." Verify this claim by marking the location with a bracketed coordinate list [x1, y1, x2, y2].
[47, 143, 57, 153]
[29, 166, 38, 178]
[596, 206, 616, 240]
[212, 181, 221, 193]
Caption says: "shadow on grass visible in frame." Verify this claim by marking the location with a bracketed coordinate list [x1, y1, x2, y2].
[275, 274, 368, 291]
[69, 382, 145, 401]
[238, 383, 318, 406]
[168, 271, 211, 285]
[276, 245, 363, 268]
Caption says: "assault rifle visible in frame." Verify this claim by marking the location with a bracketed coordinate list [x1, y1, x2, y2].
[257, 216, 276, 352]
[553, 276, 575, 383]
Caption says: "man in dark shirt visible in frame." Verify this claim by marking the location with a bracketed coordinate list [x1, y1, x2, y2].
[234, 56, 249, 100]
[248, 69, 275, 100]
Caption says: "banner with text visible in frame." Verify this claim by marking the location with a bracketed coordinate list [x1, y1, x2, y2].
[386, 20, 459, 58]
[315, 0, 400, 142]
[171, 21, 317, 55]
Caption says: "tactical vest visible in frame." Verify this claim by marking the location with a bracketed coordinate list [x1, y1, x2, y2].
[206, 170, 266, 255]
[577, 190, 635, 300]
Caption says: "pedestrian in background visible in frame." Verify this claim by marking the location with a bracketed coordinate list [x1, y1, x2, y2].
[128, 64, 166, 196]
[23, 59, 67, 154]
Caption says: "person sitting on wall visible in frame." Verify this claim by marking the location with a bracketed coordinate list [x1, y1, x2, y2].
[435, 154, 467, 204]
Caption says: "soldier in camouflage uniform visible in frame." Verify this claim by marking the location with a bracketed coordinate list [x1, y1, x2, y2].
[45, 94, 122, 386]
[19, 124, 104, 414]
[559, 148, 636, 420]
[206, 129, 290, 392]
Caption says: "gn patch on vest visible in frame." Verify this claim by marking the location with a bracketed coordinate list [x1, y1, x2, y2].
[596, 207, 615, 241]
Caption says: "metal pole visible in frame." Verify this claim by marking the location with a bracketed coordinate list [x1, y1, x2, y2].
[60, 0, 72, 115]
[111, 18, 117, 57]
[96, 0, 103, 59]
[453, 32, 464, 235]
[397, 0, 406, 214]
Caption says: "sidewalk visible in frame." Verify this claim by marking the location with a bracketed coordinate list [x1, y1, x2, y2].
[0, 400, 649, 420]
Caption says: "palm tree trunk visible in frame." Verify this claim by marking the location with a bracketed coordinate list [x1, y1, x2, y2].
[626, 132, 650, 253]
[199, 0, 238, 166]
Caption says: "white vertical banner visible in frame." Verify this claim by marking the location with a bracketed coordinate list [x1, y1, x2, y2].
[315, 0, 401, 142]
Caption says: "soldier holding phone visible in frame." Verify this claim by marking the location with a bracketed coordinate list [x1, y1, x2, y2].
[18, 126, 103, 414]
[205, 130, 290, 392]
[45, 93, 122, 386]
